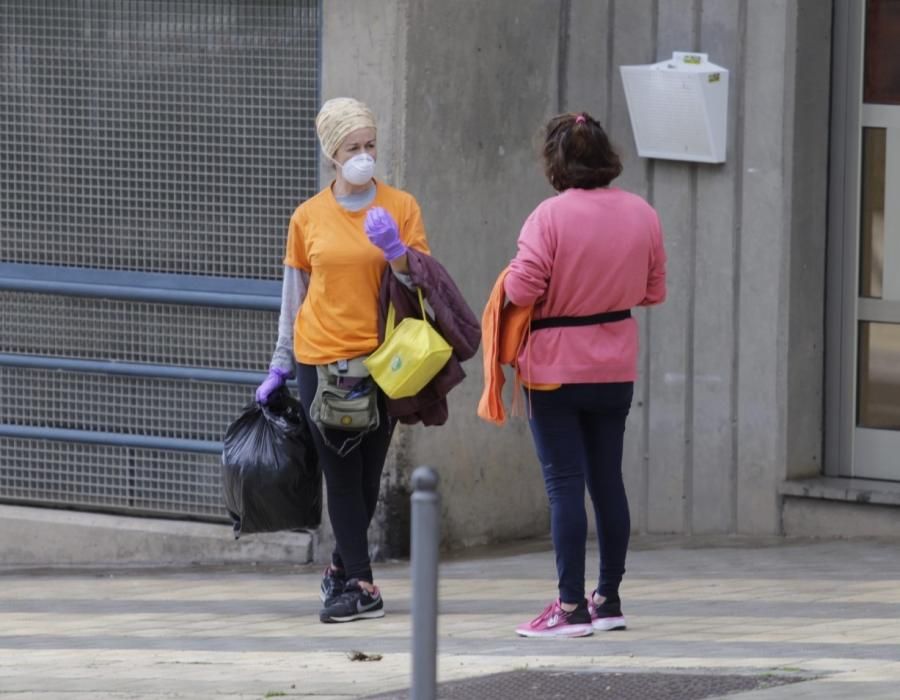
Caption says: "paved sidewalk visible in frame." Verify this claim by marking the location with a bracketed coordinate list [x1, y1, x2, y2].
[0, 536, 898, 699]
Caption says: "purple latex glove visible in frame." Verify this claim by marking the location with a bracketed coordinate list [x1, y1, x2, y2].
[256, 367, 290, 404]
[364, 207, 406, 262]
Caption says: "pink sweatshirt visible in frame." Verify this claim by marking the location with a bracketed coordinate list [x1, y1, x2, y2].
[504, 187, 666, 384]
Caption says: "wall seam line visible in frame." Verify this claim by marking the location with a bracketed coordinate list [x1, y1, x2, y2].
[684, 0, 702, 536]
[730, 0, 749, 535]
[641, 0, 660, 534]
[557, 0, 571, 113]
[605, 0, 615, 130]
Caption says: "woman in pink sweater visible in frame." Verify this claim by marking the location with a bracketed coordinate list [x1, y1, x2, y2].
[507, 112, 666, 638]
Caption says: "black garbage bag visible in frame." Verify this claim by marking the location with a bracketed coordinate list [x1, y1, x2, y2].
[221, 386, 321, 538]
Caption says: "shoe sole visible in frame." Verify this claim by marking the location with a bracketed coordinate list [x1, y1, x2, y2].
[320, 608, 385, 623]
[516, 624, 593, 638]
[592, 616, 626, 631]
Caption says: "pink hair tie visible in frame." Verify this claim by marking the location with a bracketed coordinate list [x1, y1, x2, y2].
[575, 114, 586, 124]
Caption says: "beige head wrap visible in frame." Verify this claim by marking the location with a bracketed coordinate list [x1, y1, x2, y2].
[315, 97, 377, 160]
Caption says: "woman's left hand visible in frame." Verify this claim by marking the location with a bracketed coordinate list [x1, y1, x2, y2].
[364, 207, 407, 261]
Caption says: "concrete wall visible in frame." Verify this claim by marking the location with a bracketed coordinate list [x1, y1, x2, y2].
[321, 0, 832, 550]
[0, 505, 313, 567]
[783, 498, 900, 538]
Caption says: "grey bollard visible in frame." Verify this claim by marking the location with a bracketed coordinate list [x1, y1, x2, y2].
[410, 466, 440, 700]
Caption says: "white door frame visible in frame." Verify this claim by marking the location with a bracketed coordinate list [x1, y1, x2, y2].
[826, 0, 900, 481]
[825, 0, 864, 477]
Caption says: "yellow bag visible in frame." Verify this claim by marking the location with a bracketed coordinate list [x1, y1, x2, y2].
[364, 288, 453, 399]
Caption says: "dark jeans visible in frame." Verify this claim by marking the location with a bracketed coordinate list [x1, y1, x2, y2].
[297, 362, 395, 584]
[526, 381, 634, 604]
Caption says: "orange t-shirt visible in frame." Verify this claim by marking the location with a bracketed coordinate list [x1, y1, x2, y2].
[283, 181, 430, 365]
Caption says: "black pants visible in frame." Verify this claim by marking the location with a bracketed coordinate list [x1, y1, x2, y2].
[297, 362, 395, 584]
[526, 381, 634, 604]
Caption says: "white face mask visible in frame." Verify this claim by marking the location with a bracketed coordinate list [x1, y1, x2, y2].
[334, 153, 375, 185]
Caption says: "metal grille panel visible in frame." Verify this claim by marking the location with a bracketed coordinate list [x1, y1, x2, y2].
[1, 368, 251, 443]
[0, 438, 225, 518]
[365, 670, 810, 700]
[0, 439, 129, 508]
[0, 0, 319, 279]
[1, 291, 277, 371]
[129, 449, 224, 517]
[0, 1, 317, 523]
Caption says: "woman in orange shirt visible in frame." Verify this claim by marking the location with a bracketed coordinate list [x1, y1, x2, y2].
[257, 97, 429, 624]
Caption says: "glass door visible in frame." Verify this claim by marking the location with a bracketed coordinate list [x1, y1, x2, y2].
[848, 0, 900, 480]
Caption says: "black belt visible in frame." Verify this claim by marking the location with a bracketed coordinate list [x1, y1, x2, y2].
[530, 309, 631, 331]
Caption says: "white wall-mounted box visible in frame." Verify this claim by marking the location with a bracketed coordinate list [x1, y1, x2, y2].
[620, 52, 729, 164]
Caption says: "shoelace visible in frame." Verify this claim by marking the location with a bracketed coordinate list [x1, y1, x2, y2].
[529, 600, 562, 626]
[341, 581, 380, 601]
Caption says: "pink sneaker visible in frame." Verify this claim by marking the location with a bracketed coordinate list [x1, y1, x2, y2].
[588, 590, 627, 631]
[515, 599, 593, 638]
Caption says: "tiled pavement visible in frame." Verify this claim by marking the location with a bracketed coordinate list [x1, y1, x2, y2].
[0, 537, 898, 699]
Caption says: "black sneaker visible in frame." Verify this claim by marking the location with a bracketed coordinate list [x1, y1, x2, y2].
[588, 590, 627, 631]
[319, 579, 385, 623]
[320, 566, 347, 604]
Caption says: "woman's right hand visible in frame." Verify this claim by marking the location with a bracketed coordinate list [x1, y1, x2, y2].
[256, 367, 290, 404]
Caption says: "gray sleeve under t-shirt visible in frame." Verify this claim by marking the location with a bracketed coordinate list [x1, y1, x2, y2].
[268, 265, 307, 375]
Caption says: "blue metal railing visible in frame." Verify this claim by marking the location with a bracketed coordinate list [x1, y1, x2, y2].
[0, 262, 276, 453]
[0, 353, 266, 385]
[0, 424, 224, 454]
[0, 263, 281, 311]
